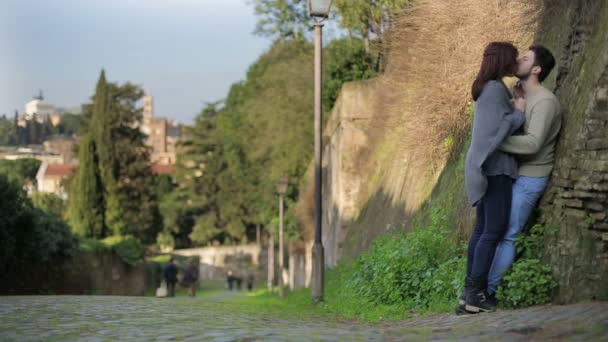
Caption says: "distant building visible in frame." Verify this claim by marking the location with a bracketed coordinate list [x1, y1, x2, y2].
[140, 95, 182, 165]
[35, 162, 174, 198]
[19, 92, 81, 129]
[35, 162, 76, 198]
[3, 147, 63, 164]
[151, 163, 175, 175]
[25, 92, 56, 123]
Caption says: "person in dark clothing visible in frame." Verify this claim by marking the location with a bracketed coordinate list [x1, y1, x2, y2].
[163, 258, 178, 297]
[181, 258, 199, 297]
[226, 270, 234, 290]
[235, 276, 243, 291]
[247, 274, 254, 291]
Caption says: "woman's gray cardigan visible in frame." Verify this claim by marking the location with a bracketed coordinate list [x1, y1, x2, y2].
[465, 80, 525, 206]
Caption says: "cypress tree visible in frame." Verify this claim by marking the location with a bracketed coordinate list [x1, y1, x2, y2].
[66, 134, 105, 238]
[90, 70, 124, 235]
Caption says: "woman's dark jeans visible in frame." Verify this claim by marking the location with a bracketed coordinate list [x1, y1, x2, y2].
[466, 175, 513, 288]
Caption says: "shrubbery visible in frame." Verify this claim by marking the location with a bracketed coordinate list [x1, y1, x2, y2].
[497, 224, 558, 308]
[80, 235, 145, 266]
[351, 226, 466, 311]
[0, 174, 78, 273]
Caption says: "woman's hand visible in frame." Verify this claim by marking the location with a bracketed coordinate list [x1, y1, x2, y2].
[514, 97, 526, 112]
[513, 81, 525, 99]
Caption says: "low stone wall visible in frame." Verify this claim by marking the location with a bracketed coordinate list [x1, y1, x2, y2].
[172, 244, 266, 281]
[0, 250, 152, 296]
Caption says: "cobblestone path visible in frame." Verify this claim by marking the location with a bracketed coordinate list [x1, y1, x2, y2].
[0, 295, 606, 341]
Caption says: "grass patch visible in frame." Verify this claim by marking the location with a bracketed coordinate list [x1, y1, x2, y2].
[228, 226, 465, 323]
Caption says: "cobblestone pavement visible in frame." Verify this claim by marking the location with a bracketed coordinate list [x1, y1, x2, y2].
[0, 294, 606, 341]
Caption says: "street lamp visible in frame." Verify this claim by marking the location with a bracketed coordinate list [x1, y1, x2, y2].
[276, 176, 289, 298]
[308, 0, 332, 304]
[308, 0, 333, 17]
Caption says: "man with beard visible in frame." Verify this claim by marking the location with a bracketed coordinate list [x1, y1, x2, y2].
[487, 45, 560, 301]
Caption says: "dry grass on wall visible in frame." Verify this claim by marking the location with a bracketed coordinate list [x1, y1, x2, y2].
[359, 0, 543, 211]
[295, 0, 544, 243]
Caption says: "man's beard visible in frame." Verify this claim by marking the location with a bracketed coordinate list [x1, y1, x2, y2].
[516, 67, 533, 80]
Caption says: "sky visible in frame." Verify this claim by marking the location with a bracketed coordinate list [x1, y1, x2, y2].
[0, 0, 274, 124]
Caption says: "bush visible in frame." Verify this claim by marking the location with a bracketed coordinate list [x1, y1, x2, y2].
[0, 174, 78, 273]
[497, 258, 557, 308]
[351, 226, 465, 310]
[100, 235, 145, 266]
[496, 224, 558, 308]
[30, 192, 66, 218]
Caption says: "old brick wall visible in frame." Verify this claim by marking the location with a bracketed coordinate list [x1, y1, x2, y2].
[535, 0, 608, 303]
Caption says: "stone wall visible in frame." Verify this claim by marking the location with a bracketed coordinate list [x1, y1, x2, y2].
[0, 251, 151, 295]
[172, 244, 266, 280]
[535, 0, 608, 302]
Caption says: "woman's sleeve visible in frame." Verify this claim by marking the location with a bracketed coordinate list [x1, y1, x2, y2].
[490, 91, 526, 153]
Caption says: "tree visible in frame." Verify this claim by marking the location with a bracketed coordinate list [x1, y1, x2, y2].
[58, 113, 85, 136]
[334, 0, 411, 69]
[0, 115, 16, 145]
[0, 174, 78, 274]
[251, 0, 309, 40]
[323, 38, 377, 113]
[0, 158, 41, 185]
[30, 192, 66, 219]
[66, 70, 162, 243]
[160, 103, 228, 247]
[66, 134, 105, 238]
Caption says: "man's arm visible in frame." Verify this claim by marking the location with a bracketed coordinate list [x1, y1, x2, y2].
[499, 99, 558, 155]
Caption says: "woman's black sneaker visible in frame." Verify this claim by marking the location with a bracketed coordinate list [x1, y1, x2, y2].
[465, 290, 496, 313]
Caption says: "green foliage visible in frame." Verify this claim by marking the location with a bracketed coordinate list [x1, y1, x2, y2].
[0, 174, 78, 273]
[101, 235, 145, 266]
[351, 226, 465, 309]
[79, 235, 145, 266]
[334, 0, 411, 38]
[497, 259, 557, 308]
[0, 115, 17, 145]
[334, 0, 411, 69]
[496, 224, 558, 308]
[252, 0, 309, 40]
[0, 158, 41, 185]
[323, 38, 377, 113]
[79, 238, 107, 252]
[66, 71, 162, 243]
[30, 192, 66, 218]
[67, 134, 106, 238]
[56, 112, 85, 136]
[155, 231, 175, 251]
[160, 37, 376, 247]
[160, 102, 231, 247]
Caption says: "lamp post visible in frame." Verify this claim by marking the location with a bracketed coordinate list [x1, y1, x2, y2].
[267, 223, 274, 292]
[308, 0, 332, 304]
[276, 176, 289, 298]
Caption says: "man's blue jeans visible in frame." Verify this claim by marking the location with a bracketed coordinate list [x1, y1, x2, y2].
[487, 175, 549, 295]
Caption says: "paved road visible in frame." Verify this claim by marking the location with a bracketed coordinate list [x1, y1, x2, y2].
[0, 294, 606, 341]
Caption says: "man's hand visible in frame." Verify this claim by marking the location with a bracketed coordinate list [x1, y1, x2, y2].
[514, 97, 526, 112]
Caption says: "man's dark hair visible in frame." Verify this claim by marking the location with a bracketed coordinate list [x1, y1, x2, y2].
[529, 45, 556, 82]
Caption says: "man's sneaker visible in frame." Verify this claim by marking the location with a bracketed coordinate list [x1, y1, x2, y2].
[459, 292, 466, 305]
[486, 293, 497, 309]
[465, 290, 496, 313]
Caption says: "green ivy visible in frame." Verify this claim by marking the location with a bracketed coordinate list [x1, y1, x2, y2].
[496, 224, 558, 308]
[81, 235, 145, 266]
[497, 258, 556, 308]
[101, 235, 145, 266]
